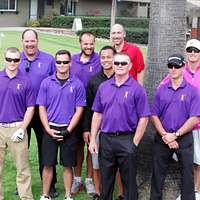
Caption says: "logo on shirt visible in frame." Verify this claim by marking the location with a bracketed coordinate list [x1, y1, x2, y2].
[70, 86, 73, 93]
[181, 94, 185, 101]
[89, 66, 93, 72]
[124, 91, 129, 98]
[17, 84, 22, 90]
[38, 62, 41, 68]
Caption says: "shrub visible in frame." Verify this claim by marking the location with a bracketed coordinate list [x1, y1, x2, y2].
[25, 20, 40, 27]
[51, 16, 149, 29]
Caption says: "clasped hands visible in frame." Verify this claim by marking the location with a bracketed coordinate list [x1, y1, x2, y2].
[162, 132, 179, 149]
[47, 128, 70, 141]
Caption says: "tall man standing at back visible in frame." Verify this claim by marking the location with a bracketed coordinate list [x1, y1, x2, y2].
[110, 23, 145, 85]
[19, 29, 58, 198]
[70, 32, 101, 195]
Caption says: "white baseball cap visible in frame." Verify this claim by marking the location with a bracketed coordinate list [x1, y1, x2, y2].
[185, 39, 200, 51]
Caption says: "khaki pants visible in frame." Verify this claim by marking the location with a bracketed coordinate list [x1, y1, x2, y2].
[0, 125, 33, 200]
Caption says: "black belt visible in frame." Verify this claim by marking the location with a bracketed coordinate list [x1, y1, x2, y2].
[101, 130, 135, 136]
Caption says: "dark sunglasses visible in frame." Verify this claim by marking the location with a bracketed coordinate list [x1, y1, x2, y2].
[5, 57, 20, 63]
[56, 60, 70, 64]
[168, 64, 183, 69]
[113, 61, 128, 66]
[186, 47, 200, 53]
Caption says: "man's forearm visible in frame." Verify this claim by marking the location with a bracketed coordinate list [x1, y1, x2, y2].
[151, 115, 167, 136]
[39, 106, 50, 132]
[21, 106, 34, 130]
[133, 117, 148, 145]
[177, 116, 198, 136]
[67, 107, 84, 133]
[90, 112, 102, 141]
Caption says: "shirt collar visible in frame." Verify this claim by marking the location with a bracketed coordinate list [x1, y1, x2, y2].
[122, 41, 128, 51]
[77, 51, 98, 64]
[21, 50, 40, 61]
[51, 72, 73, 83]
[0, 69, 21, 79]
[167, 78, 187, 89]
[111, 75, 133, 87]
[185, 63, 200, 75]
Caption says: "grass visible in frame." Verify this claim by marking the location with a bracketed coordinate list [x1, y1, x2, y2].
[0, 31, 147, 200]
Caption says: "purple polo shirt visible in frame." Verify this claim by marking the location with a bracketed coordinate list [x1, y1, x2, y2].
[19, 50, 56, 96]
[92, 76, 150, 132]
[71, 52, 101, 88]
[151, 79, 200, 132]
[0, 70, 36, 123]
[37, 73, 86, 124]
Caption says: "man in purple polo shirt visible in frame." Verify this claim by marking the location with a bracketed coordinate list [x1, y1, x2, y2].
[0, 47, 35, 200]
[150, 54, 200, 200]
[37, 49, 86, 200]
[70, 32, 101, 195]
[89, 52, 150, 200]
[19, 29, 57, 198]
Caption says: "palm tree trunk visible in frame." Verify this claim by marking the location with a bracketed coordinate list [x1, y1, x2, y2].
[138, 0, 187, 199]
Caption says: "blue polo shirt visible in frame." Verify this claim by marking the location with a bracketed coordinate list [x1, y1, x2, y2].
[151, 79, 200, 132]
[0, 70, 36, 123]
[19, 50, 56, 96]
[37, 73, 86, 124]
[71, 52, 101, 88]
[92, 76, 150, 132]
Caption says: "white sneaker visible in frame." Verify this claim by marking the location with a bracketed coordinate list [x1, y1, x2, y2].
[195, 192, 200, 200]
[71, 179, 83, 194]
[64, 195, 73, 200]
[176, 194, 181, 200]
[85, 179, 95, 196]
[40, 195, 51, 200]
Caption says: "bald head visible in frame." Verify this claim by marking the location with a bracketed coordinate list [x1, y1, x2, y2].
[110, 24, 126, 47]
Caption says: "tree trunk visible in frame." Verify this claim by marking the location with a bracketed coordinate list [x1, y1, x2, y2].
[138, 0, 187, 199]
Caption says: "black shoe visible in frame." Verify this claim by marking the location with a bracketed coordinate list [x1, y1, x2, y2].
[115, 195, 124, 200]
[13, 187, 18, 196]
[92, 193, 100, 200]
[49, 187, 59, 198]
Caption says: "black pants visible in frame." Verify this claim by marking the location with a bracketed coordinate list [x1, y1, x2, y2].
[99, 133, 138, 200]
[27, 107, 57, 186]
[150, 142, 195, 200]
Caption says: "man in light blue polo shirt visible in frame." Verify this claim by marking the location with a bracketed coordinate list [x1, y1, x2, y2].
[37, 50, 86, 200]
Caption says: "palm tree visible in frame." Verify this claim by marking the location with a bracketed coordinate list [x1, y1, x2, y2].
[138, 0, 187, 199]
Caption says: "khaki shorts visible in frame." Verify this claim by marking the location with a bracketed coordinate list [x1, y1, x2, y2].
[92, 131, 100, 170]
[193, 129, 200, 165]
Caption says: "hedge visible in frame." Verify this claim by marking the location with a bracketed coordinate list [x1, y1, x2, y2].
[77, 27, 149, 44]
[51, 16, 149, 29]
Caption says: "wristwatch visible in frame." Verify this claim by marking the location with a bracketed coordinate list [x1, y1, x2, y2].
[175, 132, 181, 137]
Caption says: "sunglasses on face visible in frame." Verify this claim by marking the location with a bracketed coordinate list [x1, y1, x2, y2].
[168, 64, 183, 69]
[5, 57, 20, 63]
[56, 60, 70, 65]
[186, 47, 200, 53]
[113, 61, 128, 66]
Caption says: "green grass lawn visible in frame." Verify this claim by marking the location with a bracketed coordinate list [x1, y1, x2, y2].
[0, 31, 147, 200]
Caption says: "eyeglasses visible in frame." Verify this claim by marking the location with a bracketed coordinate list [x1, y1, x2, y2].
[168, 64, 183, 69]
[56, 60, 70, 64]
[186, 47, 200, 53]
[113, 61, 128, 66]
[5, 57, 20, 63]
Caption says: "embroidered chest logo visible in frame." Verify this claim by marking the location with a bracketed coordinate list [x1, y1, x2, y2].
[17, 84, 22, 90]
[70, 86, 73, 93]
[124, 91, 129, 98]
[38, 62, 41, 68]
[181, 94, 185, 101]
[89, 66, 93, 72]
